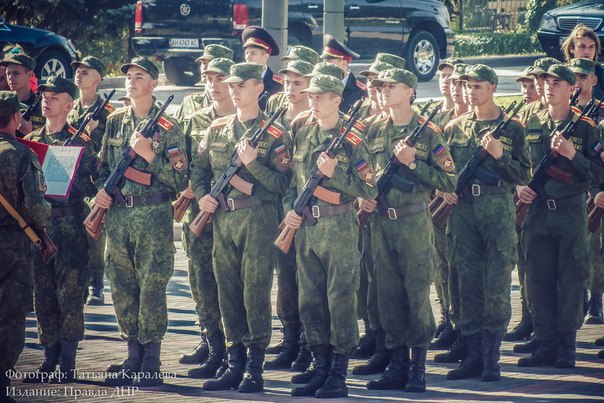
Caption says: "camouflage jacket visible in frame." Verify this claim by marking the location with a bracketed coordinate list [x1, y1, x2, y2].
[67, 95, 116, 153]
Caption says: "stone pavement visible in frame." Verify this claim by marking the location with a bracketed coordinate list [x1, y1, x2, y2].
[9, 240, 604, 402]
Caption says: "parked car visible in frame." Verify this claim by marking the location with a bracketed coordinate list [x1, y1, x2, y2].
[132, 0, 455, 85]
[537, 0, 604, 59]
[0, 17, 79, 82]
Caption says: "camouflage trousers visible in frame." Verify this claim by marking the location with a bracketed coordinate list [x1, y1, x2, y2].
[523, 200, 589, 342]
[0, 231, 34, 373]
[275, 206, 300, 327]
[433, 222, 450, 321]
[105, 203, 175, 344]
[516, 224, 531, 307]
[34, 207, 89, 346]
[85, 198, 106, 283]
[358, 223, 381, 330]
[212, 203, 277, 349]
[182, 205, 220, 335]
[588, 221, 604, 293]
[296, 211, 360, 355]
[448, 195, 517, 339]
[372, 209, 436, 350]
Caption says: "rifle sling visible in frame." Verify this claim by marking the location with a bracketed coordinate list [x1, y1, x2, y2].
[0, 194, 41, 244]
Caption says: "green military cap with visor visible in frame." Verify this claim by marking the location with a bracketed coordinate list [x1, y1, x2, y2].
[278, 60, 314, 77]
[450, 63, 468, 81]
[0, 91, 27, 116]
[301, 74, 345, 96]
[360, 61, 395, 77]
[195, 44, 234, 62]
[38, 77, 78, 99]
[372, 68, 418, 89]
[304, 62, 345, 80]
[0, 47, 36, 71]
[71, 56, 107, 79]
[569, 58, 596, 76]
[222, 62, 263, 83]
[460, 64, 498, 85]
[539, 63, 577, 86]
[280, 45, 320, 65]
[530, 57, 561, 76]
[121, 57, 159, 80]
[203, 58, 235, 76]
[438, 58, 464, 71]
[374, 53, 406, 69]
[516, 66, 536, 82]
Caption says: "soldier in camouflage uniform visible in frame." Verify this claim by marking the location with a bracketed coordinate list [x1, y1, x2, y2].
[357, 68, 456, 393]
[173, 44, 234, 124]
[441, 65, 531, 381]
[0, 91, 51, 400]
[179, 58, 235, 377]
[191, 62, 292, 393]
[516, 66, 540, 108]
[282, 74, 377, 398]
[436, 58, 460, 113]
[517, 64, 604, 369]
[23, 78, 98, 383]
[518, 57, 560, 124]
[0, 48, 44, 136]
[67, 56, 115, 306]
[94, 57, 188, 387]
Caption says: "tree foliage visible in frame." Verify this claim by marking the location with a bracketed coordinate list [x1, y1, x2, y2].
[524, 0, 559, 33]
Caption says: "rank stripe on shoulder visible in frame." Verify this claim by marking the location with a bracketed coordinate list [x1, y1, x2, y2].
[157, 116, 174, 131]
[104, 103, 116, 113]
[354, 120, 366, 131]
[346, 131, 362, 146]
[267, 125, 283, 139]
[418, 115, 442, 133]
[356, 80, 367, 91]
[272, 74, 284, 85]
[68, 126, 78, 135]
[581, 116, 596, 127]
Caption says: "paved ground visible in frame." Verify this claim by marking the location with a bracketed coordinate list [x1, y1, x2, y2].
[9, 239, 604, 402]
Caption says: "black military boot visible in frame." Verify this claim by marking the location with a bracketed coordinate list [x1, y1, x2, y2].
[352, 327, 390, 375]
[188, 330, 226, 378]
[434, 332, 466, 363]
[203, 344, 246, 390]
[238, 347, 265, 393]
[446, 332, 483, 380]
[86, 273, 105, 305]
[555, 332, 577, 368]
[265, 324, 300, 370]
[517, 340, 556, 367]
[291, 346, 332, 396]
[291, 356, 316, 384]
[50, 341, 78, 383]
[179, 332, 209, 364]
[290, 339, 312, 372]
[504, 300, 533, 341]
[366, 345, 409, 390]
[599, 349, 604, 359]
[585, 292, 603, 324]
[315, 353, 349, 398]
[351, 320, 376, 359]
[105, 340, 144, 386]
[132, 342, 163, 387]
[24, 343, 61, 383]
[481, 331, 502, 382]
[406, 347, 427, 392]
[430, 313, 456, 350]
[513, 334, 539, 353]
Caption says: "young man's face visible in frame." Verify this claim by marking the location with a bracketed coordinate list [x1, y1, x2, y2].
[534, 76, 546, 99]
[308, 92, 341, 120]
[450, 79, 466, 105]
[544, 76, 574, 108]
[228, 79, 263, 109]
[125, 66, 157, 100]
[75, 66, 101, 91]
[366, 73, 379, 102]
[323, 57, 348, 73]
[42, 91, 73, 119]
[572, 37, 597, 61]
[464, 78, 496, 108]
[519, 79, 539, 104]
[438, 66, 454, 98]
[574, 73, 597, 96]
[244, 47, 270, 67]
[205, 72, 229, 103]
[284, 72, 310, 105]
[6, 64, 33, 93]
[380, 82, 413, 108]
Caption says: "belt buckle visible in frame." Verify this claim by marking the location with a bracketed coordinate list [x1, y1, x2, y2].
[311, 205, 321, 218]
[226, 198, 235, 211]
[546, 199, 557, 210]
[387, 207, 398, 220]
[471, 184, 481, 197]
[125, 196, 134, 208]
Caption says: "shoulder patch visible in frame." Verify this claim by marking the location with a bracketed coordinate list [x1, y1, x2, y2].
[267, 124, 283, 139]
[427, 121, 442, 133]
[210, 116, 230, 128]
[581, 116, 597, 128]
[345, 131, 363, 146]
[356, 80, 367, 91]
[571, 106, 582, 114]
[272, 74, 284, 85]
[68, 126, 78, 135]
[157, 116, 174, 131]
[104, 103, 116, 113]
[353, 120, 366, 131]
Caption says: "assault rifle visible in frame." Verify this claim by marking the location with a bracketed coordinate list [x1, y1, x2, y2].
[22, 92, 41, 121]
[64, 89, 115, 147]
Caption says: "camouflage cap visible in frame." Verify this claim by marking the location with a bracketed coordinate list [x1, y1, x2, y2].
[438, 58, 464, 71]
[374, 53, 406, 69]
[38, 77, 78, 99]
[71, 56, 106, 78]
[301, 74, 344, 96]
[539, 64, 577, 86]
[203, 58, 235, 76]
[531, 57, 561, 76]
[280, 45, 320, 65]
[569, 58, 596, 76]
[450, 63, 469, 81]
[0, 91, 26, 117]
[372, 68, 418, 89]
[304, 62, 345, 80]
[516, 66, 536, 82]
[360, 61, 395, 77]
[460, 64, 498, 85]
[0, 47, 36, 71]
[278, 60, 314, 77]
[195, 44, 234, 62]
[120, 57, 159, 80]
[222, 62, 263, 83]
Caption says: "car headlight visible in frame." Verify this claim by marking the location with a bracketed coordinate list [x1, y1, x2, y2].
[540, 13, 557, 31]
[437, 6, 451, 28]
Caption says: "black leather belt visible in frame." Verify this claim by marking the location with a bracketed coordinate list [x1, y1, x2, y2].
[117, 192, 174, 208]
[310, 201, 355, 218]
[537, 193, 585, 211]
[224, 197, 266, 211]
[51, 204, 83, 218]
[466, 184, 507, 197]
[378, 202, 427, 220]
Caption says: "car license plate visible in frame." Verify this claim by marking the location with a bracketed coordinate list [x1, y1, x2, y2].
[169, 38, 199, 48]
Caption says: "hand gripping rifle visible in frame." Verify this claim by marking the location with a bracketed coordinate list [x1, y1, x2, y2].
[188, 106, 287, 237]
[430, 100, 525, 229]
[83, 95, 174, 240]
[515, 99, 594, 227]
[274, 98, 364, 254]
[64, 89, 116, 147]
[357, 103, 442, 230]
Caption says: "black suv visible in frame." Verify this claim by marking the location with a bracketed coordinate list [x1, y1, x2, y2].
[538, 0, 604, 59]
[132, 0, 455, 85]
[0, 17, 79, 81]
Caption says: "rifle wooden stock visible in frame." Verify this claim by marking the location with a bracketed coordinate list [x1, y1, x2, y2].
[431, 200, 454, 229]
[274, 222, 296, 254]
[172, 193, 193, 223]
[123, 167, 152, 186]
[515, 200, 530, 227]
[83, 204, 106, 240]
[588, 197, 604, 233]
[313, 185, 341, 205]
[39, 229, 58, 263]
[189, 209, 211, 237]
[428, 195, 444, 215]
